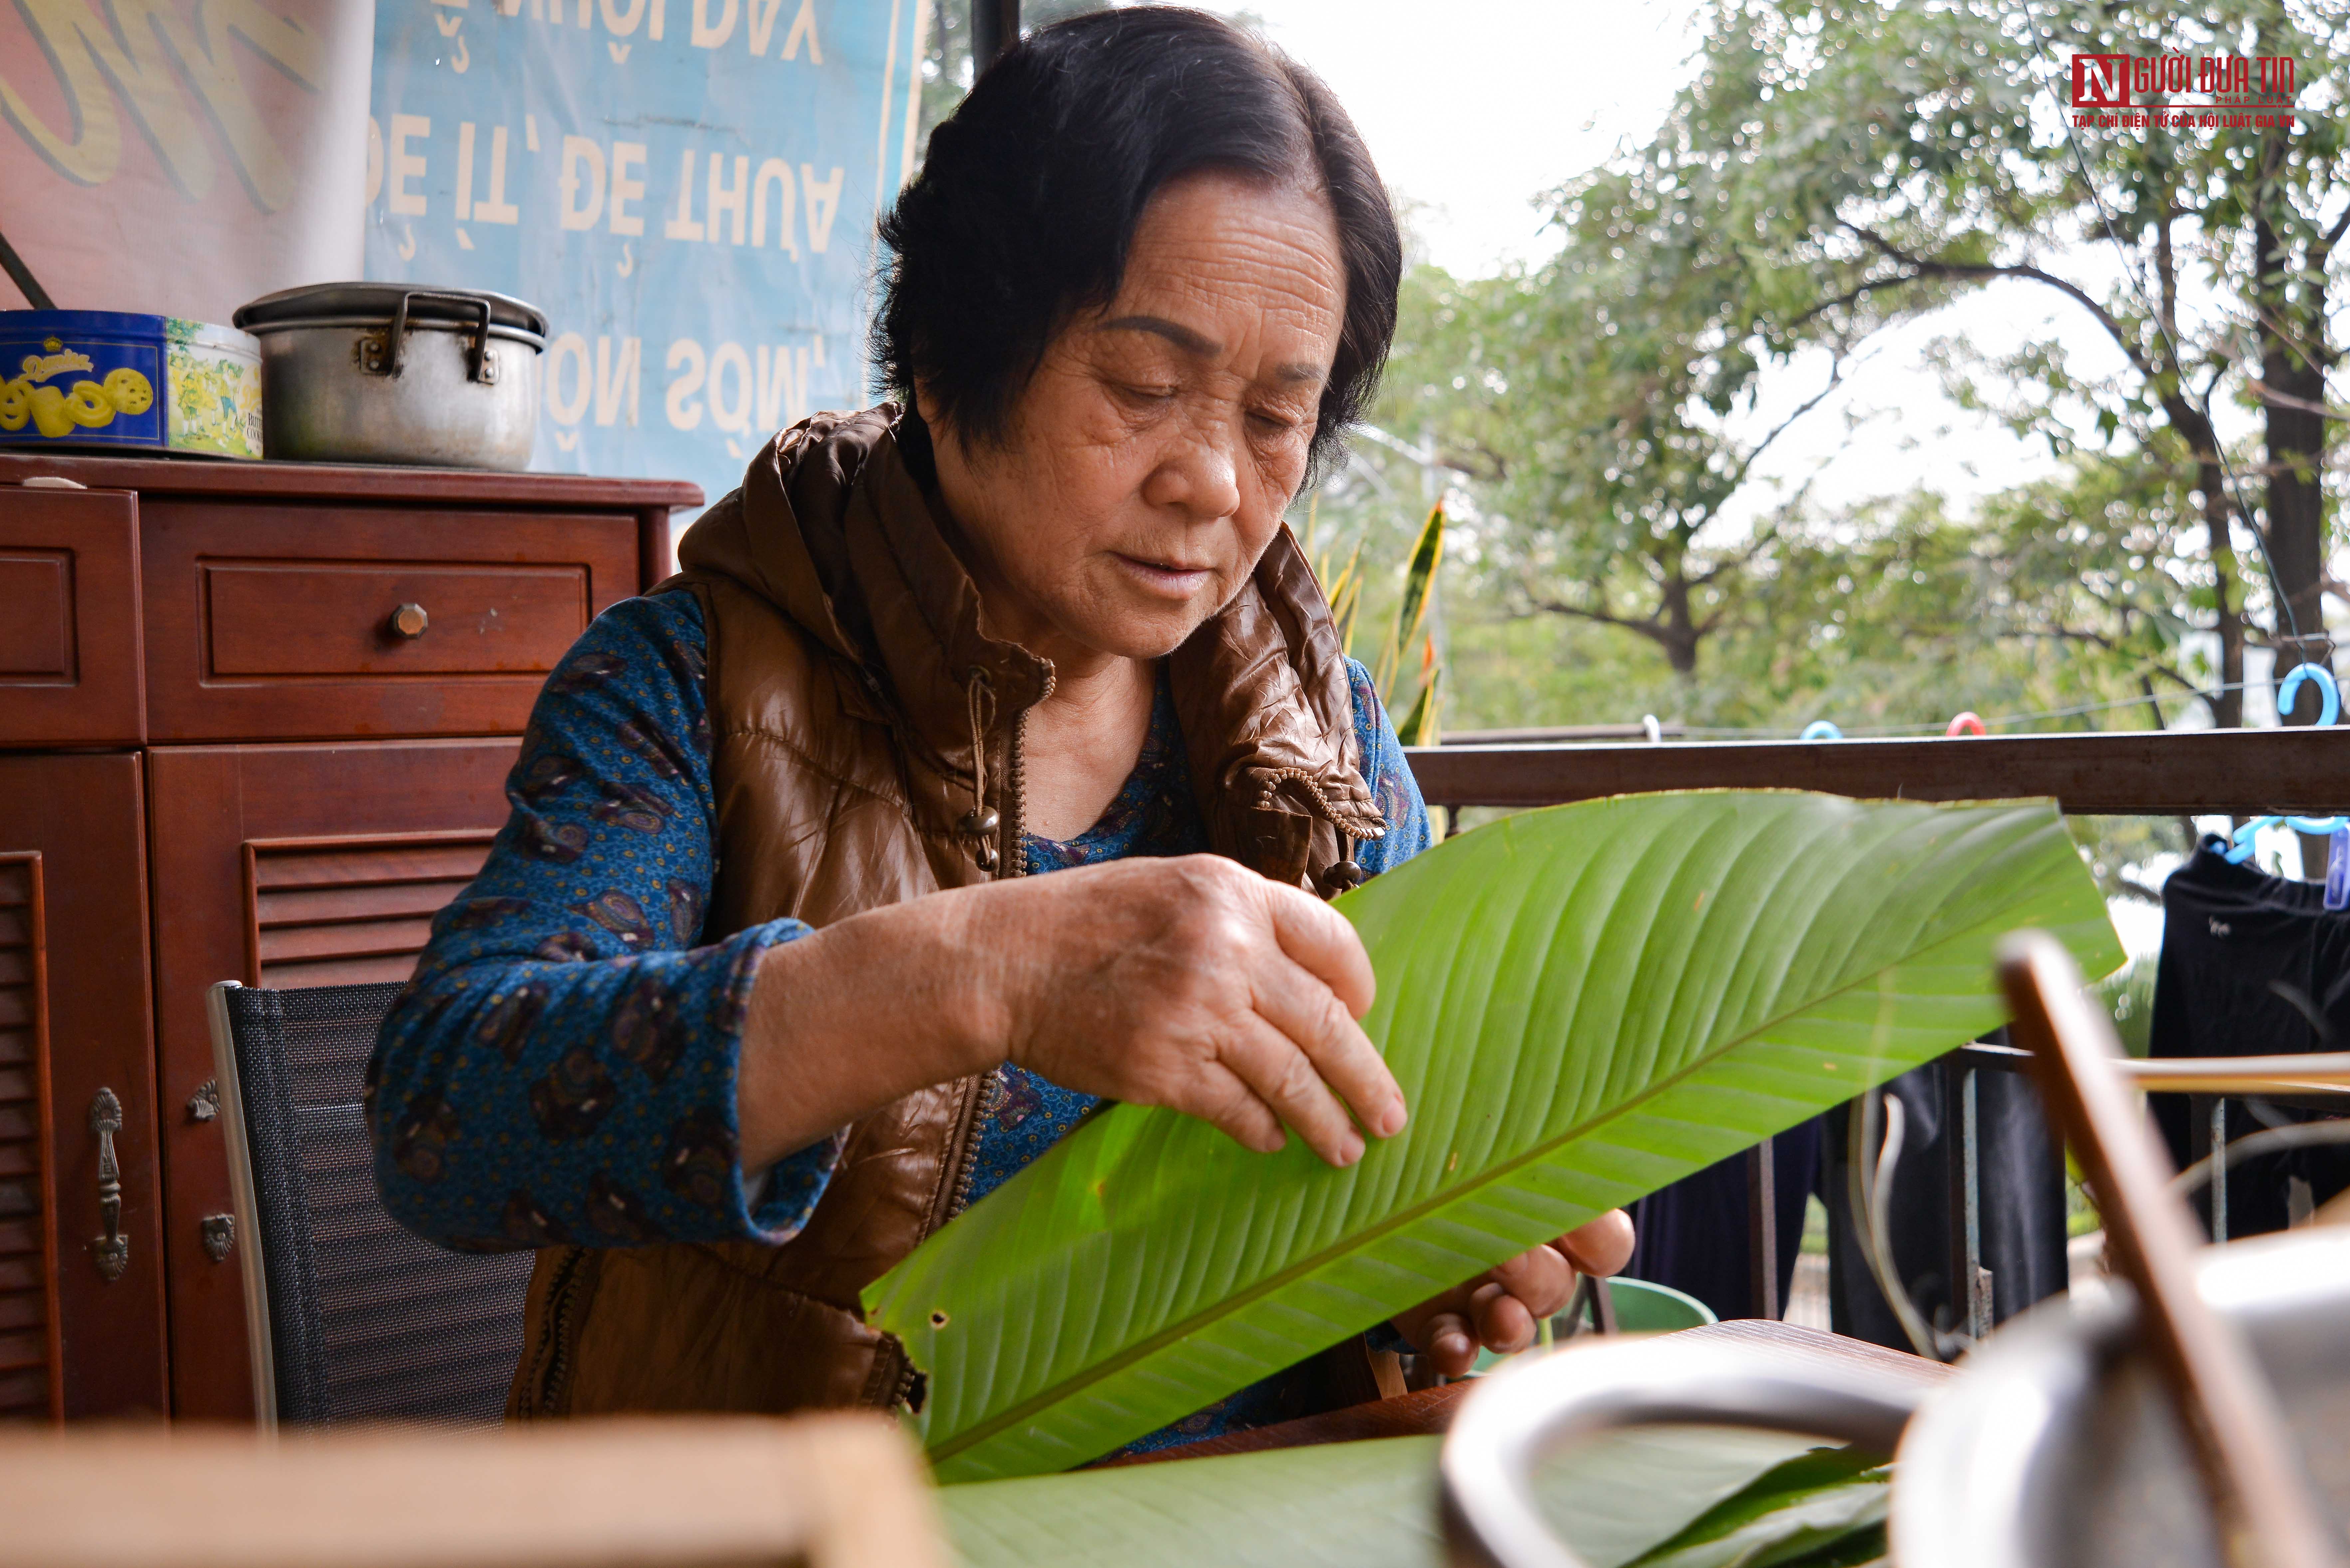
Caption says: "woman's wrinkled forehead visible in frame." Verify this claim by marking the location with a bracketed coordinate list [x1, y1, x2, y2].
[1077, 174, 1343, 387]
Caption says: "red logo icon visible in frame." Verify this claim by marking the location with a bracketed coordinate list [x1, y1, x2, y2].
[2072, 55, 2131, 107]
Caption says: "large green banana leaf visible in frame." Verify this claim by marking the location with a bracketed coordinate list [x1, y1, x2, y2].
[867, 791, 2120, 1481]
[943, 1426, 1833, 1568]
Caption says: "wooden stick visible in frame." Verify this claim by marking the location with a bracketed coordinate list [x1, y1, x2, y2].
[2115, 1053, 2350, 1094]
[1999, 932, 2340, 1568]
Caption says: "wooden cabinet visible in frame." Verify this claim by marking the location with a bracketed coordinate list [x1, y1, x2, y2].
[0, 454, 696, 1422]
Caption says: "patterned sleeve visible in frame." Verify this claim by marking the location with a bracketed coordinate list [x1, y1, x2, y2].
[367, 592, 838, 1252]
[1346, 660, 1436, 877]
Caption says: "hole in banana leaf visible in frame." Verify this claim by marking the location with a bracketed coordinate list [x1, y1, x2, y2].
[931, 1309, 951, 1328]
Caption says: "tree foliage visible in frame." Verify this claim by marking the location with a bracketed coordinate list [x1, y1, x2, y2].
[1355, 0, 2348, 736]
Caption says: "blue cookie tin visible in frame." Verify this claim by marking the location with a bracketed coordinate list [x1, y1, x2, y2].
[0, 310, 263, 459]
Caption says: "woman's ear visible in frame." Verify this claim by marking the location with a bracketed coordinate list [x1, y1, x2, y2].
[912, 381, 945, 432]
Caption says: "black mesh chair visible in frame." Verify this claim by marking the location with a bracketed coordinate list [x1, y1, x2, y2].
[207, 980, 535, 1429]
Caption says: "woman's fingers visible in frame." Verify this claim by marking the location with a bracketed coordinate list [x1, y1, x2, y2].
[1472, 1280, 1538, 1355]
[1417, 1308, 1479, 1376]
[1247, 951, 1404, 1141]
[1168, 1060, 1289, 1155]
[1486, 1242, 1575, 1320]
[1220, 1011, 1366, 1165]
[1261, 879, 1379, 1018]
[1557, 1209, 1637, 1278]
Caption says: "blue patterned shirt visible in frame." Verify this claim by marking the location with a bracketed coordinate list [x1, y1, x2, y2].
[368, 591, 1431, 1417]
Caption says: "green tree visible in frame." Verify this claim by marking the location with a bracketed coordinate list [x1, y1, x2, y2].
[1668, 0, 2350, 723]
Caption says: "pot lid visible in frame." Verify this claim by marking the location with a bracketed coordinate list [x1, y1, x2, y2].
[232, 283, 548, 342]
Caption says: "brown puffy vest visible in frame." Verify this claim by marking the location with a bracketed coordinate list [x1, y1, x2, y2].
[507, 406, 1389, 1422]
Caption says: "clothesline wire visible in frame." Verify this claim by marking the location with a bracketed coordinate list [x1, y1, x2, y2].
[1670, 676, 2270, 740]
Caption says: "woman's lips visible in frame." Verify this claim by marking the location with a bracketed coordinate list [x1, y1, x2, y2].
[1112, 553, 1214, 596]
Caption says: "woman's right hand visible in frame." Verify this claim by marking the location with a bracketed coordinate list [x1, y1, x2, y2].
[978, 854, 1405, 1166]
[737, 854, 1406, 1171]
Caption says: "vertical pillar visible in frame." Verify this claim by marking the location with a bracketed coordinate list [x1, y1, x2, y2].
[1746, 1136, 1778, 1319]
[972, 0, 1021, 75]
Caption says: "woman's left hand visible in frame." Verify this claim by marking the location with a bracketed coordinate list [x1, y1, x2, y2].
[1387, 1209, 1637, 1377]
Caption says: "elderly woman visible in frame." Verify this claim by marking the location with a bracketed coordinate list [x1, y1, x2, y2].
[371, 6, 1631, 1448]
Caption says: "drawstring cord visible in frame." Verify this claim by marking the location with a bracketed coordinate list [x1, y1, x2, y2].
[961, 670, 1001, 873]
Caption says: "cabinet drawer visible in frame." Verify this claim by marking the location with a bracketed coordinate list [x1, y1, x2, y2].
[205, 561, 588, 677]
[0, 487, 144, 747]
[142, 502, 639, 740]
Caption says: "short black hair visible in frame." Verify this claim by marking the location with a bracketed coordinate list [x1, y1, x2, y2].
[871, 6, 1399, 485]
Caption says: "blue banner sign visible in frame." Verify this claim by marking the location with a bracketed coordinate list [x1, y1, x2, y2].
[367, 0, 928, 501]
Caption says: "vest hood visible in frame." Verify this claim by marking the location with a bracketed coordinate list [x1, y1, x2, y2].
[672, 404, 1385, 880]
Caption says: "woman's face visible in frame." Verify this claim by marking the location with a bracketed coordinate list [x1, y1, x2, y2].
[923, 169, 1345, 663]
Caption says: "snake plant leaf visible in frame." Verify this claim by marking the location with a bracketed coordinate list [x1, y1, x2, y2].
[1627, 1447, 1891, 1568]
[867, 792, 2120, 1482]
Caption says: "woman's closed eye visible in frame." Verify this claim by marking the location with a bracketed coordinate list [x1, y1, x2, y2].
[1111, 379, 1182, 408]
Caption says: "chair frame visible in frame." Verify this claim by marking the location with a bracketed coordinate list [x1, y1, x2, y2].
[205, 978, 282, 1431]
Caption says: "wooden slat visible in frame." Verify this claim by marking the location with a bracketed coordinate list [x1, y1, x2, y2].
[0, 1221, 37, 1258]
[0, 1367, 48, 1416]
[247, 837, 489, 995]
[258, 953, 426, 991]
[1406, 727, 2350, 816]
[0, 1106, 33, 1142]
[252, 842, 493, 891]
[0, 949, 28, 987]
[0, 1028, 28, 1067]
[0, 1329, 46, 1374]
[0, 864, 25, 905]
[258, 915, 439, 966]
[0, 912, 23, 948]
[257, 879, 476, 929]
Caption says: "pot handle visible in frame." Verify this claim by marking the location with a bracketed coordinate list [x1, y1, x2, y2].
[1439, 1335, 1928, 1568]
[380, 290, 498, 383]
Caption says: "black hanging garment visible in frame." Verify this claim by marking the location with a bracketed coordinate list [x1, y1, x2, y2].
[1818, 1054, 2070, 1351]
[2149, 840, 2350, 1238]
[1621, 1119, 1819, 1322]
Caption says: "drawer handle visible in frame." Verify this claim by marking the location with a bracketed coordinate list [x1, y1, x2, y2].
[90, 1088, 128, 1283]
[388, 602, 430, 639]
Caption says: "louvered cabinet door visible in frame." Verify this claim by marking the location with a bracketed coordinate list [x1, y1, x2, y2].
[0, 756, 168, 1420]
[0, 853, 56, 1418]
[245, 835, 496, 990]
[145, 740, 518, 1421]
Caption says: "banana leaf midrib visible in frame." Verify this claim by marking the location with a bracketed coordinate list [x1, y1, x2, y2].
[922, 893, 2041, 1462]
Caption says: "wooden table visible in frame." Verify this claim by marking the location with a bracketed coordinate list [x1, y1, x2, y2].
[1102, 1320, 1955, 1467]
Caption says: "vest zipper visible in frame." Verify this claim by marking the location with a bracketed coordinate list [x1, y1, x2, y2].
[881, 678, 1057, 1416]
[936, 689, 1043, 1230]
[531, 1247, 593, 1416]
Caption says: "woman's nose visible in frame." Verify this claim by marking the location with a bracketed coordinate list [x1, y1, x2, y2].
[1140, 423, 1243, 521]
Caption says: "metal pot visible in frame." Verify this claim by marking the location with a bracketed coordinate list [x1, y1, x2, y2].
[231, 283, 546, 470]
[1896, 1232, 2350, 1568]
[1440, 1232, 2350, 1568]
